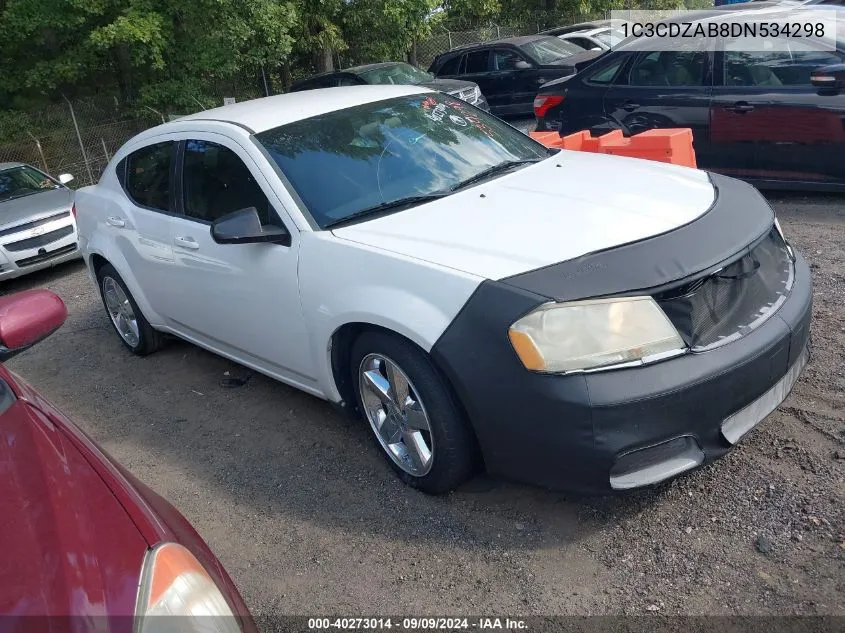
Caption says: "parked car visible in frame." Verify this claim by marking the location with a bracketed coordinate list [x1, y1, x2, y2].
[534, 15, 845, 190]
[0, 288, 254, 630]
[289, 61, 490, 111]
[557, 28, 613, 51]
[541, 19, 615, 37]
[557, 27, 628, 51]
[428, 35, 603, 115]
[0, 162, 81, 280]
[76, 85, 810, 495]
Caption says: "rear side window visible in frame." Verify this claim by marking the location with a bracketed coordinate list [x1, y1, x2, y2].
[124, 142, 173, 212]
[438, 55, 463, 75]
[628, 50, 707, 87]
[724, 40, 843, 87]
[464, 50, 490, 74]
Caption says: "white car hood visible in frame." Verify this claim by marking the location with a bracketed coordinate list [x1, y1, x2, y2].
[332, 151, 716, 280]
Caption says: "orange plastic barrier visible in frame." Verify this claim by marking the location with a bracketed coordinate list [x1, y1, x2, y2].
[529, 128, 696, 168]
[600, 128, 697, 168]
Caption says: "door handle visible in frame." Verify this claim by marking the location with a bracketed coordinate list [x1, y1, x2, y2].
[105, 216, 125, 228]
[620, 101, 640, 112]
[174, 236, 199, 250]
[725, 102, 755, 114]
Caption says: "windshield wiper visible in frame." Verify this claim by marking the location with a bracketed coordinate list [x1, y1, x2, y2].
[450, 159, 542, 192]
[324, 192, 450, 229]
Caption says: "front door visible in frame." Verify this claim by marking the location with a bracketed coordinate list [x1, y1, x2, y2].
[164, 135, 315, 388]
[602, 48, 714, 165]
[489, 48, 543, 114]
[711, 40, 845, 185]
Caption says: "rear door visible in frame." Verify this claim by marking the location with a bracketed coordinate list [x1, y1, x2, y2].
[602, 48, 714, 164]
[112, 140, 178, 311]
[711, 40, 845, 185]
[459, 50, 496, 108]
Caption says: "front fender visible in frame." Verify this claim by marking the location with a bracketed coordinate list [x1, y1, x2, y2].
[298, 233, 483, 402]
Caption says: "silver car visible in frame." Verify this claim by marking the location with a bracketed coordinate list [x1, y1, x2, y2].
[0, 162, 81, 280]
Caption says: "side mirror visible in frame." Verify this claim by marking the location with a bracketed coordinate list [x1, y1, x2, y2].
[210, 207, 291, 246]
[0, 290, 67, 361]
[514, 60, 533, 70]
[811, 64, 845, 93]
[57, 173, 74, 185]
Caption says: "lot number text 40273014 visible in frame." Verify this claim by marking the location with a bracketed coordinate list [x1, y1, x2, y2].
[307, 617, 528, 630]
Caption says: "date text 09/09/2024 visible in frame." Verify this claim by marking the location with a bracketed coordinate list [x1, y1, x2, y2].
[307, 618, 528, 630]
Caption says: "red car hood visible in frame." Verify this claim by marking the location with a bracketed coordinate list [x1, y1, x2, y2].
[0, 389, 147, 621]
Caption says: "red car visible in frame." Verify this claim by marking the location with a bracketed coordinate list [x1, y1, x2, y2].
[0, 289, 254, 632]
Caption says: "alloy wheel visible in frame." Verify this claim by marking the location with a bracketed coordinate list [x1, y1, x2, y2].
[358, 353, 434, 477]
[102, 276, 140, 348]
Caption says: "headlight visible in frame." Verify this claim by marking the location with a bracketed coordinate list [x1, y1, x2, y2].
[472, 85, 481, 103]
[508, 297, 685, 373]
[135, 543, 241, 633]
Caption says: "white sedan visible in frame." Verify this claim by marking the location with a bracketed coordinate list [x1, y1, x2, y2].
[76, 86, 811, 494]
[557, 27, 626, 51]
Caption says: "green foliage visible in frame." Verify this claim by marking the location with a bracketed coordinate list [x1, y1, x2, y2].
[1, 0, 716, 116]
[0, 0, 296, 109]
[343, 0, 439, 63]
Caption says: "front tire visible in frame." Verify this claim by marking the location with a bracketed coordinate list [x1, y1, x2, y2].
[350, 331, 476, 494]
[96, 263, 163, 356]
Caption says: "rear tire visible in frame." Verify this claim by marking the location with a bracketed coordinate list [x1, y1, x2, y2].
[96, 263, 163, 356]
[350, 331, 476, 494]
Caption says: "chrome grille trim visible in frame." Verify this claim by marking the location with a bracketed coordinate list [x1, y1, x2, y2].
[5, 225, 75, 252]
[0, 211, 71, 237]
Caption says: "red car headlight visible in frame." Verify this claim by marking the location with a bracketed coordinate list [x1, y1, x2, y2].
[135, 542, 241, 632]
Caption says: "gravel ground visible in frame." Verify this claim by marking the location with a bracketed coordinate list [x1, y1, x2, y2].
[3, 192, 843, 618]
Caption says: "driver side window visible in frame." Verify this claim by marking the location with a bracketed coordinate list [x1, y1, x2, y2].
[492, 49, 525, 71]
[181, 140, 284, 228]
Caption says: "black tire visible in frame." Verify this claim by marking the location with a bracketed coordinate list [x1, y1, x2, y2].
[96, 263, 163, 356]
[350, 331, 476, 494]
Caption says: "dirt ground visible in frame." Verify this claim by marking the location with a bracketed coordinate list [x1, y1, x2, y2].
[4, 192, 843, 618]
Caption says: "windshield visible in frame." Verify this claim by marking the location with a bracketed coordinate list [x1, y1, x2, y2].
[0, 165, 59, 203]
[256, 93, 549, 229]
[356, 63, 434, 85]
[520, 37, 584, 64]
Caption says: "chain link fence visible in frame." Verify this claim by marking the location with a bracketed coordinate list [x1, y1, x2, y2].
[0, 83, 269, 188]
[417, 24, 528, 70]
[0, 101, 168, 188]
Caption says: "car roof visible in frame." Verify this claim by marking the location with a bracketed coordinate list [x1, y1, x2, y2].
[440, 34, 548, 56]
[344, 61, 407, 73]
[176, 85, 430, 134]
[542, 20, 614, 36]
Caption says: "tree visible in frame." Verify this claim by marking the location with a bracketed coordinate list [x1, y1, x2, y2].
[0, 0, 296, 109]
[342, 0, 439, 65]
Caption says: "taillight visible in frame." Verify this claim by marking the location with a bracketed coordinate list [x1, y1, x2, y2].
[71, 204, 77, 218]
[533, 94, 564, 119]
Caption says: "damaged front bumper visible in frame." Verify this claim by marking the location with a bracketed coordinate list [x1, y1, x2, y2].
[431, 174, 813, 494]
